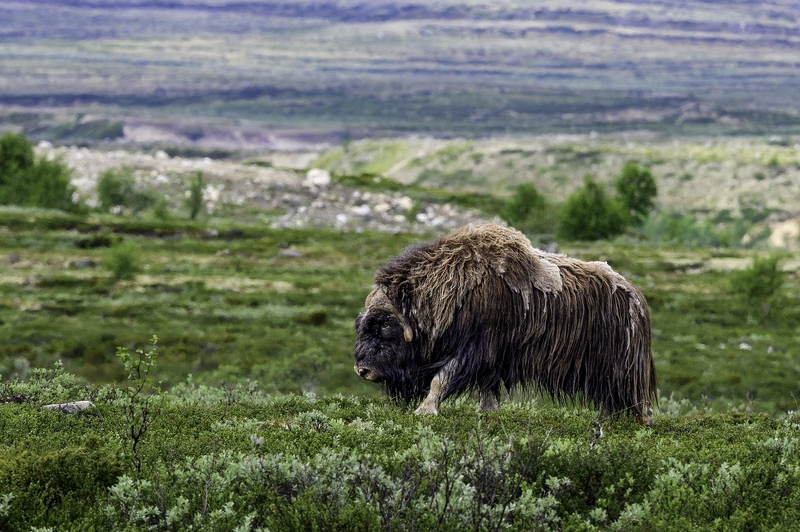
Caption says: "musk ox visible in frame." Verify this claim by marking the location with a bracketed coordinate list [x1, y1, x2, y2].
[353, 223, 657, 424]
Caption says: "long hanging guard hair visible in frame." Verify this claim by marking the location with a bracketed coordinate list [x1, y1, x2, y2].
[370, 223, 657, 423]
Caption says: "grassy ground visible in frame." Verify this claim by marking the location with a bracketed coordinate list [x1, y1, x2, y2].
[0, 207, 798, 415]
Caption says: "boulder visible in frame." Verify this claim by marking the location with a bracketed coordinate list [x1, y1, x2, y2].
[42, 401, 96, 414]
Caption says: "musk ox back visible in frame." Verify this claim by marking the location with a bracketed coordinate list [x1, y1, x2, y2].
[353, 223, 657, 424]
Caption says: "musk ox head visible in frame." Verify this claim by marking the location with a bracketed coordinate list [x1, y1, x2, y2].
[353, 288, 434, 402]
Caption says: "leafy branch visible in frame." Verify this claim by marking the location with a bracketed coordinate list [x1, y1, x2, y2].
[116, 335, 164, 474]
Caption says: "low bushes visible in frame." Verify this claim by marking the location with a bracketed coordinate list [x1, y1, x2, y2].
[0, 366, 799, 531]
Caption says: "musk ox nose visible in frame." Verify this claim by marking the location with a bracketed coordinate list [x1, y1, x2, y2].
[355, 365, 380, 382]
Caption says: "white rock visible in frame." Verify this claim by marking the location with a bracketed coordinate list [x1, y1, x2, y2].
[304, 168, 331, 187]
[351, 204, 372, 217]
[373, 202, 392, 213]
[43, 401, 95, 414]
[155, 150, 170, 160]
[202, 184, 223, 203]
[739, 342, 752, 351]
[394, 196, 414, 211]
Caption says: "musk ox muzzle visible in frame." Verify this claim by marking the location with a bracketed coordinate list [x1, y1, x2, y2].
[353, 223, 657, 424]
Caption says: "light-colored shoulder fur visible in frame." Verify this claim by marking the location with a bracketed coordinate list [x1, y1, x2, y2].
[405, 223, 563, 344]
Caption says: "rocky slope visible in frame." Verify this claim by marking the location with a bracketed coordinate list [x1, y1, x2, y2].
[41, 144, 487, 234]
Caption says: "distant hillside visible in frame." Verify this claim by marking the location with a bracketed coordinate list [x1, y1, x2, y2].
[1, 0, 800, 144]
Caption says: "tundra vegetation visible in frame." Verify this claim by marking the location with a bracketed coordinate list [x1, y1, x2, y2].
[1, 364, 799, 530]
[0, 134, 799, 529]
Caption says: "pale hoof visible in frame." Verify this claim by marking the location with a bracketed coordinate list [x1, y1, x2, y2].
[477, 396, 499, 413]
[414, 403, 438, 415]
[638, 406, 654, 426]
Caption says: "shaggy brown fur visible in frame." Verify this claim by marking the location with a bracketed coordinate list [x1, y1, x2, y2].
[353, 223, 657, 424]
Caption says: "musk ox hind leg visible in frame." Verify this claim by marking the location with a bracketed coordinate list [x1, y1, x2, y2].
[477, 385, 502, 413]
[598, 400, 654, 427]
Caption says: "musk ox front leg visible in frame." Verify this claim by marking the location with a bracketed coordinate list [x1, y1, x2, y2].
[414, 360, 457, 415]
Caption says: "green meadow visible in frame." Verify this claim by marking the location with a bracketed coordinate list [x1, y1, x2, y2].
[1, 206, 797, 415]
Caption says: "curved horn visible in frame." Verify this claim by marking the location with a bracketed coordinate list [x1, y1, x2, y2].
[364, 287, 414, 343]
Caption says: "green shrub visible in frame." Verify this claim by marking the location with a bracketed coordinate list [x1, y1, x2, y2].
[0, 443, 123, 531]
[556, 176, 627, 241]
[151, 195, 172, 221]
[0, 132, 79, 212]
[501, 183, 556, 235]
[730, 255, 784, 320]
[96, 166, 155, 213]
[186, 171, 204, 220]
[615, 161, 657, 226]
[643, 211, 733, 247]
[104, 240, 140, 282]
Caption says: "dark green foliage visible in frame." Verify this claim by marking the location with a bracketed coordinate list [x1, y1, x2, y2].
[556, 176, 627, 241]
[0, 132, 78, 212]
[186, 171, 204, 220]
[644, 211, 739, 247]
[0, 439, 124, 531]
[730, 255, 784, 320]
[616, 161, 657, 226]
[0, 132, 35, 177]
[557, 162, 658, 241]
[501, 183, 556, 235]
[104, 239, 140, 282]
[152, 195, 172, 220]
[1, 371, 800, 531]
[96, 166, 156, 213]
